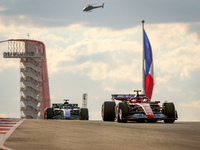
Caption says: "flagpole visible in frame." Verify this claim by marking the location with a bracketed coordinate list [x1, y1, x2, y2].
[142, 20, 145, 95]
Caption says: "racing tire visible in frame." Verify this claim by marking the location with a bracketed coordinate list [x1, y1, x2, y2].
[44, 109, 47, 119]
[80, 108, 89, 120]
[102, 101, 116, 121]
[175, 110, 178, 120]
[117, 102, 129, 123]
[46, 108, 54, 119]
[164, 119, 175, 123]
[162, 102, 176, 123]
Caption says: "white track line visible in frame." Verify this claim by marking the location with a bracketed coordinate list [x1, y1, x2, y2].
[0, 119, 24, 150]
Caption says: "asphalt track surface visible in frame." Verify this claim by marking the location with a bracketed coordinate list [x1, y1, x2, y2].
[4, 120, 200, 150]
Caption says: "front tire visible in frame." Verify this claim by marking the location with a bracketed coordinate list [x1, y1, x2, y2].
[80, 108, 89, 120]
[162, 102, 176, 123]
[117, 102, 129, 123]
[102, 101, 116, 121]
[164, 119, 175, 123]
[46, 108, 54, 119]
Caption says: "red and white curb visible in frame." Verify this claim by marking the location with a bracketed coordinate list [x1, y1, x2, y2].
[0, 118, 24, 150]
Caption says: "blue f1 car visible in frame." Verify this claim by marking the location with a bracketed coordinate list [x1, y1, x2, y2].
[44, 99, 89, 120]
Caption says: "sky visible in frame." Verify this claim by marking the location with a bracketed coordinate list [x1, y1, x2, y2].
[0, 0, 200, 121]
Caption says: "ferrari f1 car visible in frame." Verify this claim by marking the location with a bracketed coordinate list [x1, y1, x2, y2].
[44, 99, 89, 120]
[102, 90, 178, 123]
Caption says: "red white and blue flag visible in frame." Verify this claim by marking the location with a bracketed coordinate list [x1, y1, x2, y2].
[143, 29, 154, 100]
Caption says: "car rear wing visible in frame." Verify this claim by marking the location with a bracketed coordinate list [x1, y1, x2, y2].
[52, 103, 62, 108]
[70, 104, 79, 107]
[111, 94, 135, 101]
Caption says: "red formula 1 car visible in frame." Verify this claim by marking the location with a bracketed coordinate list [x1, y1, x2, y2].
[102, 90, 178, 123]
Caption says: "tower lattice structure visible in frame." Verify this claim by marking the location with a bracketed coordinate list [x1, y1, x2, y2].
[2, 39, 50, 119]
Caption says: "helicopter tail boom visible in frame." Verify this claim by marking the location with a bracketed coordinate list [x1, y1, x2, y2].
[102, 3, 104, 8]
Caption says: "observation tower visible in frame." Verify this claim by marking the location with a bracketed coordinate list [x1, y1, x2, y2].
[2, 39, 51, 119]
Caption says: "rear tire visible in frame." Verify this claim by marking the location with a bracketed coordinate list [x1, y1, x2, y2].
[46, 108, 54, 119]
[44, 109, 47, 119]
[117, 102, 129, 123]
[102, 101, 116, 121]
[162, 102, 175, 123]
[164, 119, 175, 123]
[80, 108, 89, 120]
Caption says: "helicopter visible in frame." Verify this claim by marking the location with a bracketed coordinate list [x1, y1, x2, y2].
[83, 3, 104, 12]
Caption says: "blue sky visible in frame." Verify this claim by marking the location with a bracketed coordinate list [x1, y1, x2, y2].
[0, 0, 200, 121]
